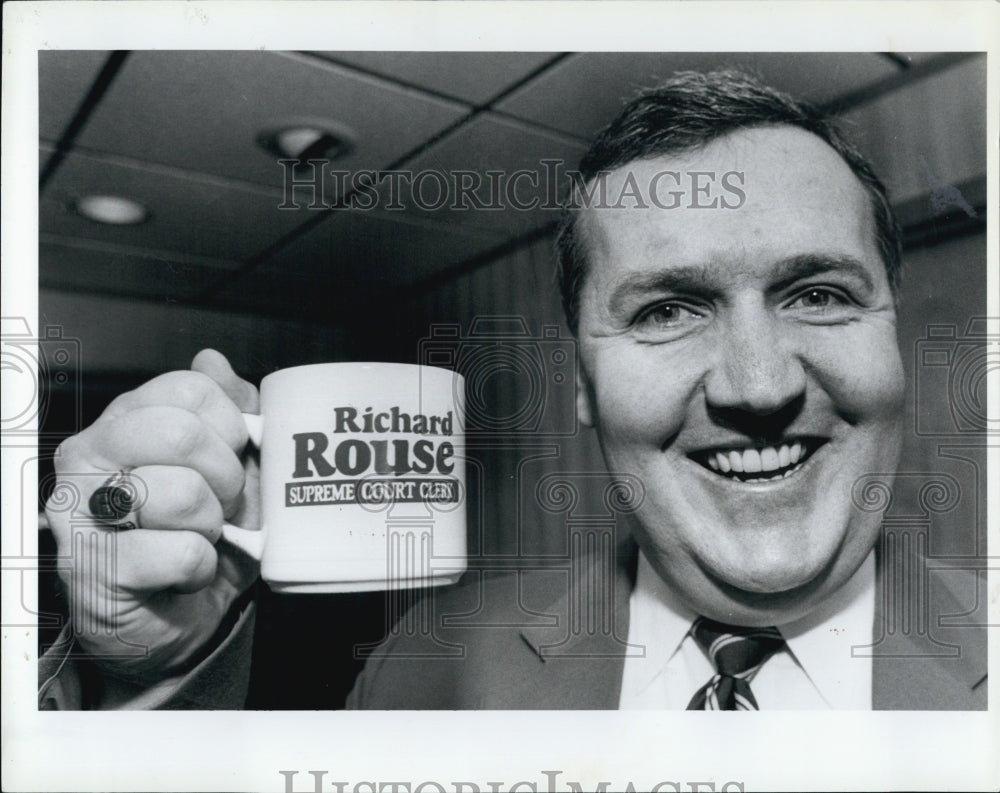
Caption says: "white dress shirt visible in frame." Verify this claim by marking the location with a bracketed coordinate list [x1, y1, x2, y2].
[619, 550, 875, 710]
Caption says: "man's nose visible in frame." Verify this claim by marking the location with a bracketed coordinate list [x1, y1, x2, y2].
[703, 309, 807, 419]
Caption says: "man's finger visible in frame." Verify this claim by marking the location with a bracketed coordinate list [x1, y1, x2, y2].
[128, 465, 224, 542]
[102, 369, 250, 453]
[82, 405, 246, 511]
[112, 529, 218, 593]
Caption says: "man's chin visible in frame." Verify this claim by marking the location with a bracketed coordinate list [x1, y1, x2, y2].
[719, 563, 820, 595]
[695, 556, 839, 623]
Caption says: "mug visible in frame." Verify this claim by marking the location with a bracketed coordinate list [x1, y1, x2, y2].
[221, 362, 467, 593]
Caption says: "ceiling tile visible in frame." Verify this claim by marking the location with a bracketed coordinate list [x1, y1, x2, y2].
[70, 50, 468, 192]
[496, 52, 898, 139]
[266, 208, 506, 285]
[376, 113, 587, 235]
[39, 50, 112, 142]
[40, 148, 310, 262]
[838, 57, 987, 205]
[40, 238, 229, 302]
[742, 52, 900, 104]
[890, 53, 957, 67]
[315, 51, 558, 104]
[212, 209, 506, 315]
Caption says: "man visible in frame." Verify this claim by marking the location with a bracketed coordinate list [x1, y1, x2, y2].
[39, 70, 986, 710]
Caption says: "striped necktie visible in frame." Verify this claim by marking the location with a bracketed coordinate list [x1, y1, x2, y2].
[686, 617, 785, 710]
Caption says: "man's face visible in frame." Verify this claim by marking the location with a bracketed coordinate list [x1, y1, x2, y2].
[575, 125, 905, 625]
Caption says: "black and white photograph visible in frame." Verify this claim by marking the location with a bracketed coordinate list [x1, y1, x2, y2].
[3, 2, 997, 791]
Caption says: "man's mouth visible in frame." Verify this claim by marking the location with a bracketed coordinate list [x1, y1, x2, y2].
[690, 438, 827, 483]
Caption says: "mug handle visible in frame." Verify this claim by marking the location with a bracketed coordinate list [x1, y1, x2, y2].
[220, 413, 266, 560]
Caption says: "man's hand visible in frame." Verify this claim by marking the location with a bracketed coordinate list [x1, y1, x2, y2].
[45, 349, 261, 680]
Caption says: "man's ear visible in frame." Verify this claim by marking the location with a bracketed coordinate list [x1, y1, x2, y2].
[576, 364, 595, 428]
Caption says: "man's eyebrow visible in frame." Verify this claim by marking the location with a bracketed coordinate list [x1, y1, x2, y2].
[768, 254, 877, 294]
[605, 255, 879, 314]
[607, 266, 722, 313]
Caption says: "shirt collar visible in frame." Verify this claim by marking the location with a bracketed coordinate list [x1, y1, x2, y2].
[629, 548, 875, 707]
[779, 551, 875, 708]
[627, 551, 699, 695]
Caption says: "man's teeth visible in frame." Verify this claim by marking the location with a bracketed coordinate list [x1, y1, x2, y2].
[705, 443, 805, 478]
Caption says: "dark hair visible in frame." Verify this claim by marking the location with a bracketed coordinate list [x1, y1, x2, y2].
[556, 69, 901, 334]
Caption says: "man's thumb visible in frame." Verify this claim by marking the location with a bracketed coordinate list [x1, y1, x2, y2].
[190, 349, 260, 414]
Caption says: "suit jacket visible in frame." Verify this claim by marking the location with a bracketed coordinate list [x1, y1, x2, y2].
[40, 541, 986, 710]
[348, 542, 987, 710]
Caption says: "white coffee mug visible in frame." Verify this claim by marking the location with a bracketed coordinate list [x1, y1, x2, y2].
[221, 362, 467, 593]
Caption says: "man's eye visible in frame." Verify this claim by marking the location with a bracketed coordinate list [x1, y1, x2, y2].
[635, 302, 704, 329]
[789, 287, 850, 311]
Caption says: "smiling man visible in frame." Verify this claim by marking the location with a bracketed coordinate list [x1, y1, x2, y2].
[39, 70, 986, 712]
[351, 71, 984, 711]
[562, 91, 908, 709]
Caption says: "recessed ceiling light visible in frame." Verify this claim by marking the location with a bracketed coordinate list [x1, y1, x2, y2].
[257, 121, 356, 163]
[74, 195, 148, 225]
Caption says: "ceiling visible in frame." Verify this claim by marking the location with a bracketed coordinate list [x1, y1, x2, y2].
[38, 50, 986, 325]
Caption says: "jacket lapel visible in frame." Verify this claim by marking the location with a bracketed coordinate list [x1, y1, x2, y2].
[870, 547, 987, 710]
[513, 542, 639, 709]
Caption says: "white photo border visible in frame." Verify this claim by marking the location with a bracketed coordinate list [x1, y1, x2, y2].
[3, 2, 998, 791]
